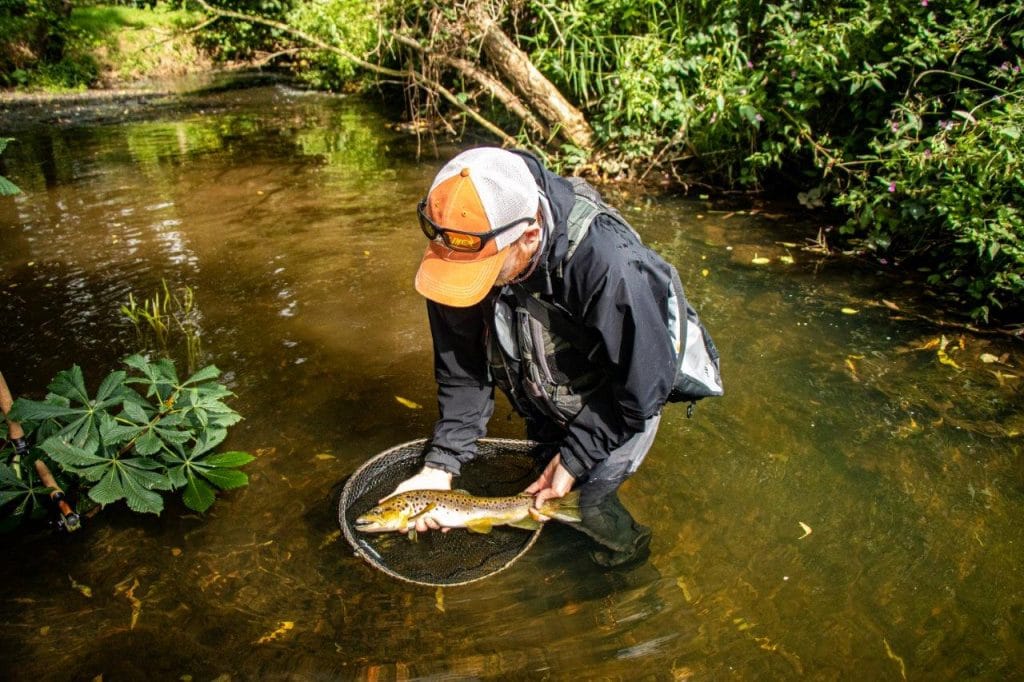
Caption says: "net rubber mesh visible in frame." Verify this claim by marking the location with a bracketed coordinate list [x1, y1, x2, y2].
[339, 438, 545, 586]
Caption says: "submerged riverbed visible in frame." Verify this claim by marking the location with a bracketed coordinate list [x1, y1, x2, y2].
[1, 85, 1022, 680]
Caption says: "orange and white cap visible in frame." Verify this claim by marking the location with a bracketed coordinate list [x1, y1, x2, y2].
[415, 147, 539, 307]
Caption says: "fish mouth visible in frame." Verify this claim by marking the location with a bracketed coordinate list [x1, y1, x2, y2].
[354, 517, 387, 532]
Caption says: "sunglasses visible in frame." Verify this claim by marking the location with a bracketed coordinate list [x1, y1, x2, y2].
[418, 199, 536, 253]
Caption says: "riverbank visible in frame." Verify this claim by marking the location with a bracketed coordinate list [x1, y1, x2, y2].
[0, 71, 288, 130]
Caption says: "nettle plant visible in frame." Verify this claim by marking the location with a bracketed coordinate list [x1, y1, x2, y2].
[2, 355, 253, 525]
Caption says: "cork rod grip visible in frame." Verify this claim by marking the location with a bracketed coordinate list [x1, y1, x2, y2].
[0, 371, 25, 440]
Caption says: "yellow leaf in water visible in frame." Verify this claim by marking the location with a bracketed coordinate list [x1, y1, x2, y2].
[675, 576, 694, 603]
[751, 254, 771, 265]
[69, 575, 92, 598]
[363, 251, 370, 256]
[115, 578, 142, 630]
[937, 348, 961, 370]
[915, 338, 940, 351]
[779, 255, 795, 265]
[701, 268, 710, 277]
[171, 548, 182, 557]
[395, 396, 422, 409]
[435, 586, 445, 613]
[841, 307, 859, 315]
[845, 357, 859, 382]
[798, 522, 813, 539]
[314, 453, 335, 460]
[255, 621, 294, 644]
[979, 353, 999, 364]
[881, 299, 900, 310]
[318, 529, 341, 550]
[39, 626, 50, 636]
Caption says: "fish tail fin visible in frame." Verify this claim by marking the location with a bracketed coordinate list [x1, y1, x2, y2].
[540, 489, 582, 524]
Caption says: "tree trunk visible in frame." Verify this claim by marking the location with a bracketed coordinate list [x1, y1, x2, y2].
[466, 6, 595, 150]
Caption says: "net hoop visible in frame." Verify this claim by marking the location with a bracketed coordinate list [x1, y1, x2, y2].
[339, 438, 543, 587]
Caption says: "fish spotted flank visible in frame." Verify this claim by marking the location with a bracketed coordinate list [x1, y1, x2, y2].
[355, 489, 581, 535]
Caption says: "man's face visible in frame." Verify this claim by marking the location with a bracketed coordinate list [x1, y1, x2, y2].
[493, 226, 541, 287]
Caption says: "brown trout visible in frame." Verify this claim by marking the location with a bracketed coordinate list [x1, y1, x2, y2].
[355, 489, 581, 534]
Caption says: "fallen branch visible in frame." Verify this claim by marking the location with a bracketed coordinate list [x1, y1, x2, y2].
[192, 0, 517, 146]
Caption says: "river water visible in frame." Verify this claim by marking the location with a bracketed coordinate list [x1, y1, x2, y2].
[1, 85, 1022, 680]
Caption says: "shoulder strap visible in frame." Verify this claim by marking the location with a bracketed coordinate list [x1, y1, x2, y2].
[509, 285, 601, 359]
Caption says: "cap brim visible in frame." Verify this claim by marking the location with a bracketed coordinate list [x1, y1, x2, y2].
[415, 242, 507, 307]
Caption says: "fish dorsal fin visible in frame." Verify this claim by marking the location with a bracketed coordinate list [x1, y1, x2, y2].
[465, 519, 494, 534]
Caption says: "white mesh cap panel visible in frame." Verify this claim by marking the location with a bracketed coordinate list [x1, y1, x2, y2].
[429, 148, 539, 250]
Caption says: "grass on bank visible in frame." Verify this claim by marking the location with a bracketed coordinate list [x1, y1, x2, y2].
[4, 3, 208, 91]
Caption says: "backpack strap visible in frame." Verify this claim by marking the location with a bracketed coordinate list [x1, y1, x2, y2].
[508, 284, 602, 361]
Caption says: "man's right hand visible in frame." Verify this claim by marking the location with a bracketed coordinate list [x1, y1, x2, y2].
[381, 466, 453, 533]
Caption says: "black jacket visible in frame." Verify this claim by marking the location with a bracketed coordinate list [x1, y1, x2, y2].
[423, 153, 677, 480]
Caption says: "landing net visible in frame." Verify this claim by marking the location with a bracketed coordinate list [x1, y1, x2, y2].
[338, 438, 544, 587]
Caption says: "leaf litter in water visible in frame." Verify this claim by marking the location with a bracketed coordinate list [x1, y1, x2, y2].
[69, 575, 92, 598]
[395, 396, 422, 409]
[255, 621, 294, 644]
[797, 522, 813, 540]
[751, 254, 771, 265]
[115, 577, 142, 630]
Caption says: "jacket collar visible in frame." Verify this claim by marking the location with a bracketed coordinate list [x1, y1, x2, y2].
[509, 150, 575, 296]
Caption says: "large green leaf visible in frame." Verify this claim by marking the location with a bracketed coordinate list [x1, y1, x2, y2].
[0, 463, 48, 528]
[205, 451, 255, 468]
[0, 175, 19, 197]
[182, 365, 221, 386]
[182, 474, 216, 513]
[200, 469, 249, 490]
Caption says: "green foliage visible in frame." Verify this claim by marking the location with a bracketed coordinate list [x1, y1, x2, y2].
[0, 138, 21, 196]
[0, 0, 99, 89]
[2, 355, 252, 524]
[194, 0, 296, 60]
[520, 0, 1024, 320]
[285, 0, 377, 90]
[0, 463, 49, 532]
[836, 76, 1024, 320]
[121, 280, 203, 374]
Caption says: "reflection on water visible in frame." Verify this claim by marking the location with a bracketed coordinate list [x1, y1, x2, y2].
[0, 85, 1022, 679]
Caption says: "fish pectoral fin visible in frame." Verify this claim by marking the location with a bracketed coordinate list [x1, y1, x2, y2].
[465, 520, 495, 534]
[408, 502, 436, 523]
[508, 517, 542, 531]
[407, 529, 418, 542]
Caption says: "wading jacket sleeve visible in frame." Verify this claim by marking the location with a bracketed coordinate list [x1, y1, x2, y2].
[422, 301, 494, 476]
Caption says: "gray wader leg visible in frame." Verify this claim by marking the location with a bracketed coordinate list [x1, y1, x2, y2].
[574, 414, 661, 567]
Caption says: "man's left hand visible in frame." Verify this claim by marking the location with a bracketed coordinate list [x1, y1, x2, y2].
[524, 453, 575, 519]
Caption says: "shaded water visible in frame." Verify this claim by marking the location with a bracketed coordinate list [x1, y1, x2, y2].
[1, 85, 1022, 680]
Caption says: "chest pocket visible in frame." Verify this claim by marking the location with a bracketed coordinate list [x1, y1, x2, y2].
[488, 291, 605, 426]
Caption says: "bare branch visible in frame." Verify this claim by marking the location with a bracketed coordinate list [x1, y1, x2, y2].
[193, 0, 517, 146]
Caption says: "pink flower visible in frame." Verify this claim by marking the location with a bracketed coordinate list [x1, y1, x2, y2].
[921, 0, 928, 6]
[888, 183, 896, 193]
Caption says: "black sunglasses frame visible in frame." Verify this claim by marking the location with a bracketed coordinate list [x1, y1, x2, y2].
[417, 199, 537, 253]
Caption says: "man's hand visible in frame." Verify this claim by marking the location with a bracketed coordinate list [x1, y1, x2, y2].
[381, 466, 453, 533]
[524, 453, 575, 520]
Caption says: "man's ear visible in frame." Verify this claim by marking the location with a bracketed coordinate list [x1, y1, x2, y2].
[521, 225, 542, 249]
